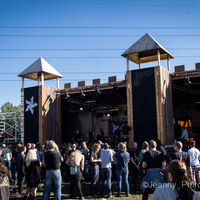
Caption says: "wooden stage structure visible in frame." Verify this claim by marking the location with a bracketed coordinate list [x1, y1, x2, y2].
[18, 34, 200, 147]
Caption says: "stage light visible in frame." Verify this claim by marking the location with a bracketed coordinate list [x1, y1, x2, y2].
[64, 91, 70, 99]
[184, 74, 192, 86]
[95, 85, 101, 95]
[107, 113, 111, 117]
[80, 107, 84, 111]
[80, 89, 86, 98]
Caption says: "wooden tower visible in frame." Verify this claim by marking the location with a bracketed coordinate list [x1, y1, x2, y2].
[18, 57, 63, 144]
[122, 33, 175, 146]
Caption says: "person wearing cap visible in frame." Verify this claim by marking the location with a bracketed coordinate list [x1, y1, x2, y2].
[43, 140, 63, 200]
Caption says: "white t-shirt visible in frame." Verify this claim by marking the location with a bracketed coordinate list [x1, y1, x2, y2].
[2, 148, 12, 161]
[100, 149, 112, 168]
[188, 147, 200, 166]
[151, 183, 200, 200]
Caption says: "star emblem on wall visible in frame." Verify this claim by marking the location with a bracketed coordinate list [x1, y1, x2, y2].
[25, 96, 38, 115]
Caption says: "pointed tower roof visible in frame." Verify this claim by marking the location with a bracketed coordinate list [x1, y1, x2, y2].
[121, 33, 174, 64]
[18, 57, 63, 80]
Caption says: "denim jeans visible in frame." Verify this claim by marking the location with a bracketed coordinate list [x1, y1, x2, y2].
[5, 160, 12, 182]
[100, 168, 112, 197]
[43, 170, 62, 200]
[116, 169, 130, 196]
[140, 168, 164, 193]
[91, 165, 100, 194]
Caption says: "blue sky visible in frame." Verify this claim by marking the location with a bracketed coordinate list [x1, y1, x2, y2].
[0, 0, 200, 107]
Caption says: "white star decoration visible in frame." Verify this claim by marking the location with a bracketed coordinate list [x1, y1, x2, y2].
[25, 96, 38, 115]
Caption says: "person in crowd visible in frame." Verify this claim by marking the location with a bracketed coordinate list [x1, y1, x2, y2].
[90, 143, 101, 196]
[88, 128, 94, 143]
[181, 127, 189, 151]
[171, 141, 192, 178]
[43, 140, 63, 200]
[156, 140, 169, 164]
[141, 140, 166, 200]
[26, 143, 32, 154]
[0, 148, 5, 164]
[129, 142, 140, 193]
[63, 143, 72, 181]
[23, 149, 40, 200]
[96, 128, 104, 142]
[115, 142, 130, 197]
[0, 163, 10, 200]
[16, 145, 26, 195]
[151, 160, 200, 200]
[31, 144, 36, 149]
[73, 129, 82, 145]
[187, 141, 200, 184]
[80, 142, 90, 159]
[139, 141, 149, 165]
[66, 146, 85, 200]
[1, 144, 13, 183]
[36, 143, 42, 165]
[80, 142, 90, 179]
[100, 143, 113, 198]
[12, 143, 22, 185]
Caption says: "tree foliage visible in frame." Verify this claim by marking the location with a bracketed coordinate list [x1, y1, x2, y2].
[1, 102, 20, 113]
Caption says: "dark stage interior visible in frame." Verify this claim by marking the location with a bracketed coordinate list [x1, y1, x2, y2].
[173, 76, 200, 142]
[61, 84, 127, 144]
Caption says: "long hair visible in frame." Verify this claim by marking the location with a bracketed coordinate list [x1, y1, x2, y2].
[118, 142, 126, 152]
[167, 160, 194, 200]
[91, 143, 100, 153]
[81, 141, 87, 149]
[25, 149, 37, 167]
[0, 163, 8, 177]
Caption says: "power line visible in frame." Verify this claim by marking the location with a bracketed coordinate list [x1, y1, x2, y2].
[0, 79, 109, 82]
[0, 56, 198, 59]
[0, 34, 200, 37]
[0, 26, 200, 29]
[0, 48, 200, 51]
[0, 72, 125, 75]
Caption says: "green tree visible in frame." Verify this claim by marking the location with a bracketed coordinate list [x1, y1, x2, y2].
[1, 102, 20, 113]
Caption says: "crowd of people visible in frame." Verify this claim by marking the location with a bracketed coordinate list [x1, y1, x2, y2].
[0, 132, 200, 200]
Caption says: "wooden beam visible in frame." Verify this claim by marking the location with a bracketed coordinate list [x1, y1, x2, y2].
[57, 77, 59, 89]
[127, 58, 130, 71]
[22, 77, 24, 89]
[157, 50, 161, 66]
[126, 70, 134, 147]
[41, 73, 44, 86]
[167, 57, 170, 71]
[139, 59, 141, 69]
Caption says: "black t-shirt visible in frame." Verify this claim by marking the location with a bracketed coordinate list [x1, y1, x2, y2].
[142, 150, 165, 169]
[44, 150, 62, 170]
[16, 153, 25, 171]
[171, 151, 191, 168]
[128, 149, 139, 173]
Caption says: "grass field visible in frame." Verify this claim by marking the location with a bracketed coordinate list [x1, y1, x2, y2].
[10, 182, 151, 200]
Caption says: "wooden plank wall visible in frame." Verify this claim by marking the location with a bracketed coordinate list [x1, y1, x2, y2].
[154, 66, 174, 144]
[126, 70, 134, 147]
[38, 86, 61, 145]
